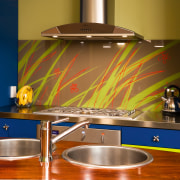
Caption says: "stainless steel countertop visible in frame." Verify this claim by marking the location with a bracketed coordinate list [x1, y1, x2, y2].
[0, 105, 180, 130]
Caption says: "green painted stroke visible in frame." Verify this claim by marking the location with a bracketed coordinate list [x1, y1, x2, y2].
[100, 46, 140, 108]
[33, 41, 71, 102]
[62, 70, 105, 107]
[44, 58, 75, 105]
[62, 40, 180, 110]
[44, 58, 96, 106]
[62, 85, 97, 107]
[19, 40, 62, 88]
[103, 70, 162, 109]
[18, 41, 41, 82]
[27, 72, 61, 87]
[62, 42, 138, 108]
[92, 41, 180, 109]
[78, 70, 105, 107]
[18, 40, 180, 111]
[119, 41, 180, 110]
[62, 44, 132, 107]
[120, 59, 144, 109]
[127, 72, 180, 110]
[18, 40, 31, 53]
[82, 42, 149, 108]
[83, 42, 138, 108]
[119, 56, 159, 109]
[142, 101, 163, 112]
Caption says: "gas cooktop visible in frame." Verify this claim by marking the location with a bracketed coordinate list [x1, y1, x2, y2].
[34, 106, 139, 120]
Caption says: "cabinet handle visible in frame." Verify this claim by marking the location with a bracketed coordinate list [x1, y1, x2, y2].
[101, 133, 105, 144]
[81, 130, 86, 141]
[3, 124, 9, 131]
[153, 136, 159, 142]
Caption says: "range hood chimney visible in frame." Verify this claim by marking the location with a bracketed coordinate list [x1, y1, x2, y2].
[80, 0, 107, 24]
[41, 0, 144, 41]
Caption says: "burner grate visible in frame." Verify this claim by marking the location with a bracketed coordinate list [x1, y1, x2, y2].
[34, 106, 136, 119]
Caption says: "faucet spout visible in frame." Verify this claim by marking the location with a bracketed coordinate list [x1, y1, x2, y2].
[40, 118, 91, 163]
[52, 117, 69, 124]
[52, 119, 91, 144]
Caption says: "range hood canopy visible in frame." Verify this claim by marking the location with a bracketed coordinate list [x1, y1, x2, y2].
[41, 0, 144, 41]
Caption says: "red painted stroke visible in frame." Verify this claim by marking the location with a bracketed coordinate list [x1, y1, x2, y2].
[87, 46, 126, 108]
[42, 51, 57, 63]
[118, 62, 143, 109]
[158, 52, 170, 64]
[154, 101, 163, 110]
[21, 50, 57, 86]
[111, 48, 139, 108]
[25, 52, 35, 74]
[32, 66, 42, 76]
[57, 54, 79, 92]
[70, 83, 79, 93]
[38, 86, 48, 104]
[52, 54, 79, 105]
[62, 67, 90, 87]
[103, 70, 164, 108]
[54, 68, 61, 79]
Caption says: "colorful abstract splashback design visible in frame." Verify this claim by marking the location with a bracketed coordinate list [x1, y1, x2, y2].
[18, 40, 180, 112]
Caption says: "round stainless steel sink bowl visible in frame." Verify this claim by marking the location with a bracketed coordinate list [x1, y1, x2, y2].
[0, 138, 40, 160]
[62, 145, 153, 169]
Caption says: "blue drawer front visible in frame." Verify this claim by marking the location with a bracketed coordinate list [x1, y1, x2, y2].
[0, 119, 9, 137]
[0, 119, 39, 138]
[122, 126, 180, 149]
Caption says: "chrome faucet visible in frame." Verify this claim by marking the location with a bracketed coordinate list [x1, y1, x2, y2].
[39, 117, 91, 163]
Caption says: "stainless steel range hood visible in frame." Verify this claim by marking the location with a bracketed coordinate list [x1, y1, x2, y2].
[41, 0, 144, 41]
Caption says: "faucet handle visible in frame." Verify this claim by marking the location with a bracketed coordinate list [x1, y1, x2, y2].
[52, 119, 91, 144]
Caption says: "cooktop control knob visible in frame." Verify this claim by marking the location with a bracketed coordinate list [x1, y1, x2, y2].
[128, 109, 135, 116]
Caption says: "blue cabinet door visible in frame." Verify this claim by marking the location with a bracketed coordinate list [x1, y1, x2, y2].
[0, 119, 9, 137]
[0, 119, 39, 138]
[122, 126, 180, 149]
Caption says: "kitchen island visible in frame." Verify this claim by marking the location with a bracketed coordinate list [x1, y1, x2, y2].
[1, 105, 180, 150]
[0, 105, 180, 179]
[0, 140, 180, 180]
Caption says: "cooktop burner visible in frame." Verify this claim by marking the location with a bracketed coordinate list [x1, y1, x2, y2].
[34, 106, 138, 120]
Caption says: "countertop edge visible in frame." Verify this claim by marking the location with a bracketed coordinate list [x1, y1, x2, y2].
[0, 105, 180, 130]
